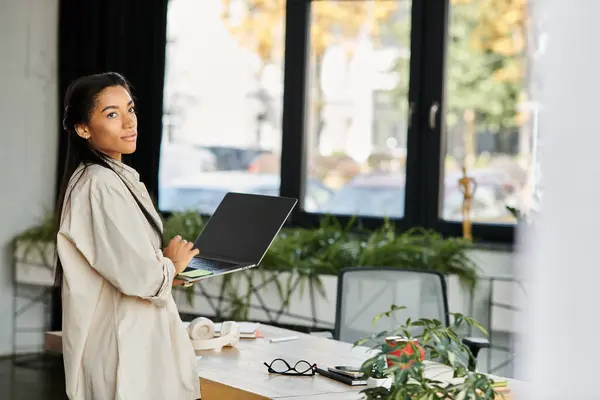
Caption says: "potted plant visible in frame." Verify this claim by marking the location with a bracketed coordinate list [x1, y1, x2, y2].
[164, 211, 481, 329]
[366, 357, 392, 390]
[356, 305, 508, 399]
[13, 211, 57, 286]
[260, 217, 478, 289]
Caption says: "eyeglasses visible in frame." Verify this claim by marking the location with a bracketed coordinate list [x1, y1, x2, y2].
[264, 358, 316, 376]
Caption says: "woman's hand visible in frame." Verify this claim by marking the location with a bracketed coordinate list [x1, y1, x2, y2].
[163, 235, 200, 275]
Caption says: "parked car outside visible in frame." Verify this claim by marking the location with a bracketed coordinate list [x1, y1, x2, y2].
[320, 170, 514, 222]
[159, 171, 333, 214]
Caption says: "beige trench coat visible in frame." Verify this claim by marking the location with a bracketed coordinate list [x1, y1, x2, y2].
[56, 160, 200, 400]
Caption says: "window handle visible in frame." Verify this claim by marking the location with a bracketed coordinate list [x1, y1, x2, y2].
[429, 102, 439, 130]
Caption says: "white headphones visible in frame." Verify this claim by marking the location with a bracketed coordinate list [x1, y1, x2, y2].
[187, 317, 240, 352]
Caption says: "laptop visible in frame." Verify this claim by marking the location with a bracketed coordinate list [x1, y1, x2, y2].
[176, 192, 297, 283]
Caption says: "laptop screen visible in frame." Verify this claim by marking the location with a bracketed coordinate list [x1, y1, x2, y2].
[192, 192, 297, 264]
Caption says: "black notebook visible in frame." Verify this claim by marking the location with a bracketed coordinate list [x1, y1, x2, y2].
[315, 367, 367, 386]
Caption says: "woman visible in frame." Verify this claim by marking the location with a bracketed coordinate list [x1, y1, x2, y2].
[55, 72, 200, 400]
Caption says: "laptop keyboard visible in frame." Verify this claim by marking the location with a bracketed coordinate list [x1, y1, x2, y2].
[187, 257, 239, 274]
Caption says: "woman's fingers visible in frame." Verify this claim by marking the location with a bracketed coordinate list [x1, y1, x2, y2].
[167, 236, 197, 256]
[168, 235, 181, 247]
[191, 248, 200, 257]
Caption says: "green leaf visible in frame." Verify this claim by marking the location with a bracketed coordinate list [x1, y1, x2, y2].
[455, 389, 468, 400]
[466, 318, 489, 337]
[371, 305, 407, 326]
[447, 351, 458, 366]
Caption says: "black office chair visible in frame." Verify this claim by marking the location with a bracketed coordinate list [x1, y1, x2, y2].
[334, 267, 489, 371]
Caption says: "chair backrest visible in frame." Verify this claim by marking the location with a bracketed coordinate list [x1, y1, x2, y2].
[334, 267, 449, 344]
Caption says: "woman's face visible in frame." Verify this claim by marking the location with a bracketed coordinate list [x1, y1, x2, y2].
[75, 85, 137, 161]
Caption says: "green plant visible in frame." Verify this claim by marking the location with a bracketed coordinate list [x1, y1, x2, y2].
[13, 210, 57, 269]
[505, 206, 523, 221]
[161, 213, 479, 287]
[161, 211, 206, 304]
[162, 210, 205, 243]
[506, 205, 537, 226]
[14, 210, 56, 244]
[261, 217, 479, 288]
[356, 305, 505, 400]
[162, 212, 480, 316]
[370, 358, 386, 380]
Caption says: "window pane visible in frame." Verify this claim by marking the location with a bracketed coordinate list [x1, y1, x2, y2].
[304, 0, 410, 218]
[442, 0, 533, 224]
[159, 0, 285, 214]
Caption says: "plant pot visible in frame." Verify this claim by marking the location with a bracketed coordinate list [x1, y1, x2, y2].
[385, 336, 425, 368]
[14, 240, 56, 286]
[173, 270, 337, 329]
[173, 268, 482, 332]
[366, 376, 392, 389]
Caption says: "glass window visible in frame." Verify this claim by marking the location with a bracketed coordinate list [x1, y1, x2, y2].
[442, 0, 533, 224]
[304, 0, 410, 219]
[159, 0, 285, 214]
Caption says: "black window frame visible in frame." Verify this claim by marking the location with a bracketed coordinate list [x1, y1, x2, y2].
[415, 0, 515, 244]
[278, 0, 515, 244]
[159, 0, 516, 245]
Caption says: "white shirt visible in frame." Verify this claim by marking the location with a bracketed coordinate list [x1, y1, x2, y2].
[57, 160, 199, 400]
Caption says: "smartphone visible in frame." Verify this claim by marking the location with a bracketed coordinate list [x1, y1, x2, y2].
[327, 365, 364, 379]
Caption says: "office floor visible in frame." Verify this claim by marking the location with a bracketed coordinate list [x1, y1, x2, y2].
[0, 355, 66, 400]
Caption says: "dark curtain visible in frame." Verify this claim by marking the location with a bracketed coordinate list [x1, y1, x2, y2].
[53, 0, 169, 330]
[57, 0, 168, 199]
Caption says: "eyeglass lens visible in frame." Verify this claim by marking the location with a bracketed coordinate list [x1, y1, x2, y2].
[264, 358, 315, 375]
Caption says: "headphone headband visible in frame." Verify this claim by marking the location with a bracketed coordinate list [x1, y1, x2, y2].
[187, 318, 240, 352]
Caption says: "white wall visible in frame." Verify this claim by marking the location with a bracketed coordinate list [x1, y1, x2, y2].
[0, 0, 59, 356]
[518, 1, 600, 396]
[461, 248, 520, 332]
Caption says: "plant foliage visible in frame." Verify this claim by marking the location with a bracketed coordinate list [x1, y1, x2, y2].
[356, 305, 504, 400]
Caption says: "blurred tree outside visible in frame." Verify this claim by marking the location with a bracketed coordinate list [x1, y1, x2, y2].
[221, 0, 398, 154]
[220, 0, 529, 172]
[221, 0, 286, 146]
[391, 0, 528, 168]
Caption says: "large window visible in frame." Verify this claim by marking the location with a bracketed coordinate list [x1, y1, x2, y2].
[158, 0, 533, 243]
[159, 0, 285, 214]
[303, 0, 411, 219]
[441, 0, 534, 225]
